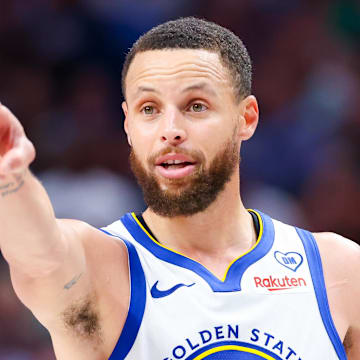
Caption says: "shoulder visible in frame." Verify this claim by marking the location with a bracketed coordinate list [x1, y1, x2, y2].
[56, 218, 128, 255]
[54, 218, 130, 305]
[313, 232, 360, 341]
[313, 232, 360, 279]
[51, 219, 131, 356]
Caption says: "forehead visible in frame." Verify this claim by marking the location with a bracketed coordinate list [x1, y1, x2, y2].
[125, 49, 232, 97]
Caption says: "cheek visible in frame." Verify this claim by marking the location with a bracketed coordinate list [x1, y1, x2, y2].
[132, 141, 150, 167]
[128, 122, 155, 152]
[132, 113, 162, 138]
[194, 125, 230, 152]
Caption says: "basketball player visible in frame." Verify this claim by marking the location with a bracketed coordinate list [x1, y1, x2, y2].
[0, 17, 359, 359]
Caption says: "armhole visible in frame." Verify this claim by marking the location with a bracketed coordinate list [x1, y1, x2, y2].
[295, 228, 347, 360]
[100, 229, 147, 360]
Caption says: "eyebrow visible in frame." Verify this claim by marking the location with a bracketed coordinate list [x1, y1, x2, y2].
[134, 83, 217, 98]
[181, 83, 217, 97]
[135, 86, 160, 96]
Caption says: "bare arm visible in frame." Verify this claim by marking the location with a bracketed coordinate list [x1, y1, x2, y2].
[0, 170, 68, 274]
[0, 105, 130, 358]
[0, 104, 66, 275]
[0, 104, 94, 318]
[314, 232, 360, 359]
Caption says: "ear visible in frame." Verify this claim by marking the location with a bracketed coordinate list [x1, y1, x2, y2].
[122, 101, 132, 146]
[238, 95, 259, 141]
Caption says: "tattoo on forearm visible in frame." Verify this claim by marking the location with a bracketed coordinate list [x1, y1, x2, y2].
[1, 180, 24, 197]
[64, 273, 83, 290]
[1, 172, 25, 198]
[0, 183, 12, 190]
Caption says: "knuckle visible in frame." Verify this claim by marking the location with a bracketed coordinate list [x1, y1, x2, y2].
[25, 138, 36, 154]
[22, 139, 36, 165]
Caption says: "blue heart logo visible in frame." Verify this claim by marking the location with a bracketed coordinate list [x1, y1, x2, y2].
[274, 251, 303, 272]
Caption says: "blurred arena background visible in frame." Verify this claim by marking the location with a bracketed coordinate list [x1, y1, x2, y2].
[0, 0, 359, 358]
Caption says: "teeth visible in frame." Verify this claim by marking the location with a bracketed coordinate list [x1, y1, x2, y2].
[164, 160, 183, 165]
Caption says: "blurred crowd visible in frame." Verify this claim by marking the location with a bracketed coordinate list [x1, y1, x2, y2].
[0, 0, 359, 357]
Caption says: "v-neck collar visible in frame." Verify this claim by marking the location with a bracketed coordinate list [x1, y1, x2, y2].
[120, 210, 275, 292]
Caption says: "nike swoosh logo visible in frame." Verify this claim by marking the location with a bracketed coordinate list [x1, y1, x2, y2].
[150, 281, 195, 298]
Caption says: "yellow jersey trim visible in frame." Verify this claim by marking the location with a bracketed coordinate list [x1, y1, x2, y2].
[130, 209, 263, 283]
[192, 345, 276, 359]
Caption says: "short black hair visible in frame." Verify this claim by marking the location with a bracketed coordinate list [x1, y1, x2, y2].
[121, 17, 252, 102]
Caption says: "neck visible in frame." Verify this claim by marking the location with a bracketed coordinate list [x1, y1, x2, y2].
[142, 174, 257, 260]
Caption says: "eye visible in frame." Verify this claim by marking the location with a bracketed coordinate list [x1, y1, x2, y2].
[190, 103, 208, 113]
[141, 105, 155, 115]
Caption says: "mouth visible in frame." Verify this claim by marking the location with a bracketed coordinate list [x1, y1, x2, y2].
[155, 156, 197, 179]
[160, 160, 194, 170]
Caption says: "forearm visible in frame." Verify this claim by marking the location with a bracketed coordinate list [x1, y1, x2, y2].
[0, 169, 66, 275]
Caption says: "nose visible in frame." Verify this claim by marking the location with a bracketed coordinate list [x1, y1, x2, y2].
[160, 108, 187, 146]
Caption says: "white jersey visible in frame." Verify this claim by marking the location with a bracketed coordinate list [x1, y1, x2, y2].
[102, 210, 347, 360]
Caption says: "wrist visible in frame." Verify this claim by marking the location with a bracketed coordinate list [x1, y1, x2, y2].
[0, 169, 27, 198]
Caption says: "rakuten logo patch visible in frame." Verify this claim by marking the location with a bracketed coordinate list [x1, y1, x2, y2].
[254, 276, 307, 291]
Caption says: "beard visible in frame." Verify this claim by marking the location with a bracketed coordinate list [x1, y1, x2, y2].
[129, 137, 239, 217]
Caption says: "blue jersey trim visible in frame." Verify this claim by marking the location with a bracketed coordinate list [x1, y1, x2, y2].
[120, 210, 274, 292]
[296, 228, 347, 360]
[100, 229, 147, 360]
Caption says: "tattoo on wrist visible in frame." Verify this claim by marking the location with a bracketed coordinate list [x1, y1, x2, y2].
[64, 273, 83, 290]
[1, 171, 26, 198]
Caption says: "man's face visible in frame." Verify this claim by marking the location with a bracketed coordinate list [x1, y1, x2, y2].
[123, 49, 252, 217]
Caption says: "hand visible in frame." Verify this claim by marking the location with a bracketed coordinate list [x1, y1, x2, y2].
[0, 104, 35, 177]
